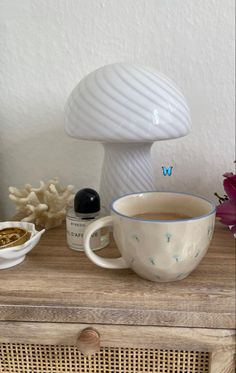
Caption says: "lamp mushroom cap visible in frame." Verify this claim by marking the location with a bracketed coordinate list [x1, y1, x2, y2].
[65, 63, 191, 142]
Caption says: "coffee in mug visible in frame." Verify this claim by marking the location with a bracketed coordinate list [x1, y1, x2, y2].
[132, 212, 192, 221]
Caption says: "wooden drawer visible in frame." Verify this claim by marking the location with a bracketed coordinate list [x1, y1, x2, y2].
[0, 322, 235, 373]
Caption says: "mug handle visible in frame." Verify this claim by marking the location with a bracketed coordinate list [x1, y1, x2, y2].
[83, 216, 129, 269]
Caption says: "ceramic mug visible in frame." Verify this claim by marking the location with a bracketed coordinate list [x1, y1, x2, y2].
[83, 192, 216, 282]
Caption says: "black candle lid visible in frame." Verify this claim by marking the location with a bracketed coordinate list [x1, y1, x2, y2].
[74, 188, 100, 214]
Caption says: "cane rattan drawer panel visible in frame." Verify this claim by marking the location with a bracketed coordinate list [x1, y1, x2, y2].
[0, 343, 210, 373]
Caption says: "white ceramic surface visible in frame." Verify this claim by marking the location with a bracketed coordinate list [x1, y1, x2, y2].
[0, 222, 45, 269]
[65, 63, 191, 142]
[84, 192, 216, 282]
[64, 63, 191, 208]
[100, 142, 155, 208]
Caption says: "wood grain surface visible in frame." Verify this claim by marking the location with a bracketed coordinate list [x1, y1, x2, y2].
[0, 322, 235, 352]
[0, 223, 235, 328]
[209, 350, 236, 373]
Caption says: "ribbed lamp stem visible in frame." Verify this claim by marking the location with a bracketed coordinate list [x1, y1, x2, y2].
[99, 142, 155, 209]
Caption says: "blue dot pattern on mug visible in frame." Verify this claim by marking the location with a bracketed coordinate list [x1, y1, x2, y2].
[132, 228, 213, 281]
[172, 255, 181, 262]
[165, 233, 172, 242]
[144, 226, 214, 280]
[149, 257, 156, 266]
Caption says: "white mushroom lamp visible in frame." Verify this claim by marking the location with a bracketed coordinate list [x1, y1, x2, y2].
[65, 63, 191, 208]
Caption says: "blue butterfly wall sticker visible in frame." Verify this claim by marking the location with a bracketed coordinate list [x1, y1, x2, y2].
[162, 166, 173, 176]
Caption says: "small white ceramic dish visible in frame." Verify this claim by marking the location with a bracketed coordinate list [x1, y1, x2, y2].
[0, 221, 45, 269]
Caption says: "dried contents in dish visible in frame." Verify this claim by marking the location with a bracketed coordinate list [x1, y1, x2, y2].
[0, 227, 31, 249]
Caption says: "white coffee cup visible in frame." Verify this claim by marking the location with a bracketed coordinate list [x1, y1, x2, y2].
[84, 192, 215, 282]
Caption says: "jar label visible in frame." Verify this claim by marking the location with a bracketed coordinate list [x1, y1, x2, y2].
[66, 218, 101, 251]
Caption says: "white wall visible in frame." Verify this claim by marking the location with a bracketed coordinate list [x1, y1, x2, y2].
[0, 0, 235, 219]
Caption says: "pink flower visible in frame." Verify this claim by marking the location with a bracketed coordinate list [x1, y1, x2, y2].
[216, 172, 236, 233]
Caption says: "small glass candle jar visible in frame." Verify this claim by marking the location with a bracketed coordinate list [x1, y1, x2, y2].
[66, 188, 110, 251]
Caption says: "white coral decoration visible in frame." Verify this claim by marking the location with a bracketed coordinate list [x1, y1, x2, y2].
[9, 178, 74, 230]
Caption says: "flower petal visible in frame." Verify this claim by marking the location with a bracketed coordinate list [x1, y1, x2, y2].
[223, 175, 236, 203]
[216, 201, 236, 225]
[223, 172, 234, 178]
[229, 225, 236, 234]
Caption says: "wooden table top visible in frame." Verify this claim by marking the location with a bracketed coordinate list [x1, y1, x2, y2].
[0, 223, 235, 329]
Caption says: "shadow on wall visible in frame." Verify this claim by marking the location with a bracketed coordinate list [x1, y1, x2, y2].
[151, 137, 224, 203]
[0, 126, 103, 220]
